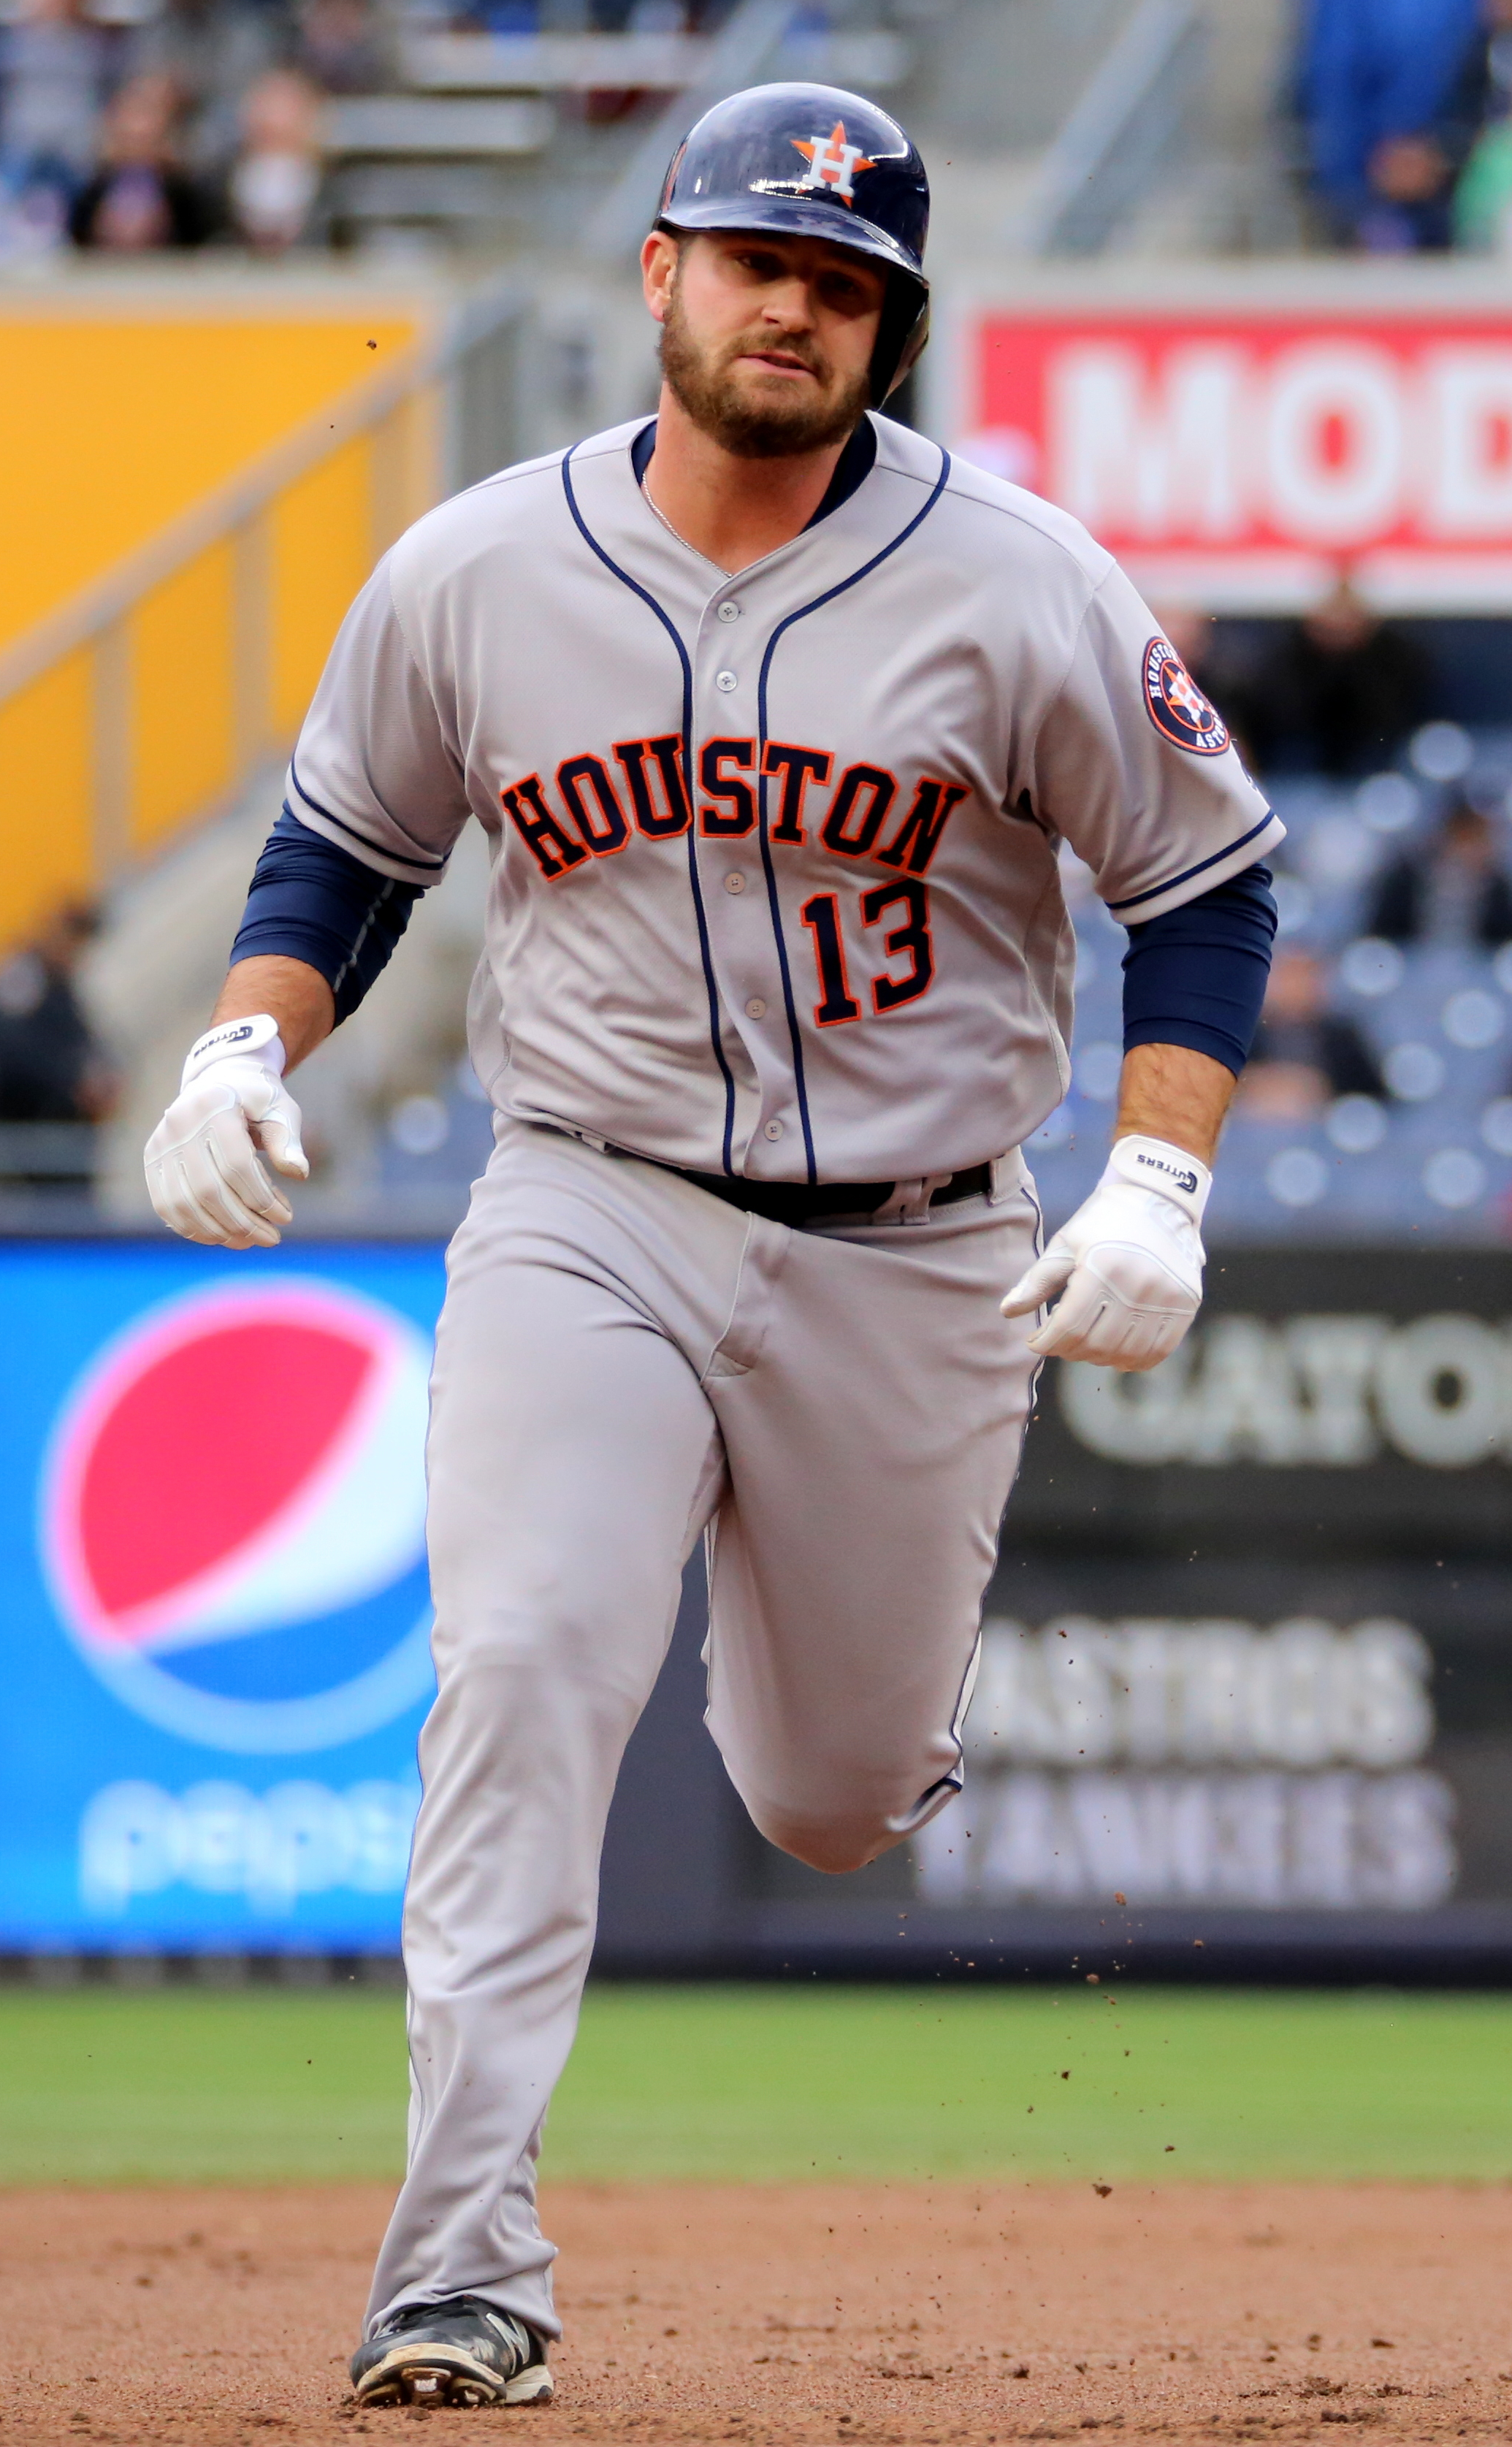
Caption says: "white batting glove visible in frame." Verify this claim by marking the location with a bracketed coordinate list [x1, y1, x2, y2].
[1001, 1134, 1210, 1373]
[144, 1015, 308, 1250]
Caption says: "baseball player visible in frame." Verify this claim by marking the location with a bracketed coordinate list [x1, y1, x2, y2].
[145, 83, 1281, 2411]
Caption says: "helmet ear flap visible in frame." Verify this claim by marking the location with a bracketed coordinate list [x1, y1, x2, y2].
[871, 274, 930, 406]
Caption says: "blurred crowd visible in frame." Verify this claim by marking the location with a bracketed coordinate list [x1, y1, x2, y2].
[0, 0, 387, 257]
[1023, 594, 1512, 1240]
[1167, 594, 1512, 1119]
[1166, 587, 1435, 785]
[0, 901, 118, 1192]
[1223, 752, 1512, 1232]
[1294, 0, 1512, 252]
[0, 0, 728, 262]
[13, 0, 1512, 267]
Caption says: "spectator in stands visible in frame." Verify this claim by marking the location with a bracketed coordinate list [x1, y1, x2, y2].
[1294, 0, 1486, 249]
[0, 0, 115, 254]
[1237, 947, 1388, 1120]
[1455, 0, 1512, 246]
[127, 0, 278, 177]
[0, 903, 116, 1129]
[1366, 798, 1512, 947]
[69, 71, 218, 248]
[1239, 579, 1431, 777]
[293, 0, 387, 94]
[229, 68, 321, 248]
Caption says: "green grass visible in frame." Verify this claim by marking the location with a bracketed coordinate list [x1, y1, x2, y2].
[1, 1984, 1511, 2189]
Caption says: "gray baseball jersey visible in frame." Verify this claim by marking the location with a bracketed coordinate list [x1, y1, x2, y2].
[288, 412, 1283, 1183]
[296, 411, 1284, 2352]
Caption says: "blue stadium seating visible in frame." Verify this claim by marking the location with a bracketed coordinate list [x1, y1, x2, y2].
[1033, 738, 1512, 1244]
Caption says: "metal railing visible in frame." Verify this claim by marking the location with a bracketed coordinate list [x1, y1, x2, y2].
[0, 280, 522, 913]
[1017, 0, 1209, 257]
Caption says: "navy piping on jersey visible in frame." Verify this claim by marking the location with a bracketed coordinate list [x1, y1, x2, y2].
[629, 414, 879, 522]
[755, 443, 953, 1182]
[560, 438, 739, 1174]
[1105, 808, 1278, 917]
[288, 752, 448, 879]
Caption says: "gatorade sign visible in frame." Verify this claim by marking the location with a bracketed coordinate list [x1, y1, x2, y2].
[955, 297, 1512, 611]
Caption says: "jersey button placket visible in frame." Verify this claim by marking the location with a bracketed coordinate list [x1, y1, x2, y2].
[696, 603, 769, 1165]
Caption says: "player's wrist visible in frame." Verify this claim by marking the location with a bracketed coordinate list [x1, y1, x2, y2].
[1101, 1133, 1212, 1226]
[181, 1014, 287, 1091]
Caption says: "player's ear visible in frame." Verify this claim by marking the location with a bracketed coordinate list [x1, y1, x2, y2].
[641, 230, 680, 324]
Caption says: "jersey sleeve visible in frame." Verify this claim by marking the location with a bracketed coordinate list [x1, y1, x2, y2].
[1026, 561, 1285, 924]
[284, 554, 473, 886]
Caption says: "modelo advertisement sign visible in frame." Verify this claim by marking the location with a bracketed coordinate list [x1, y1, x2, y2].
[941, 273, 1512, 614]
[0, 1244, 446, 1950]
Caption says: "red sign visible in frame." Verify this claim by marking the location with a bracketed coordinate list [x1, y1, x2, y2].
[961, 307, 1512, 611]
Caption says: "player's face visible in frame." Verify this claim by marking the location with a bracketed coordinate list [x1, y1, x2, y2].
[644, 229, 886, 459]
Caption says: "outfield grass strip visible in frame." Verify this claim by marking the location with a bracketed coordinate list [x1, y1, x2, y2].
[0, 1985, 1508, 2188]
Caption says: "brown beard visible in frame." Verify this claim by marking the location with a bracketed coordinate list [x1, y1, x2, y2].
[659, 272, 871, 459]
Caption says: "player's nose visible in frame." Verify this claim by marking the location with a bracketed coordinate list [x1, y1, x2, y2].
[761, 275, 818, 329]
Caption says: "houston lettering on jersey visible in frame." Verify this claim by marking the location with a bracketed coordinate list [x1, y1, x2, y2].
[502, 740, 968, 884]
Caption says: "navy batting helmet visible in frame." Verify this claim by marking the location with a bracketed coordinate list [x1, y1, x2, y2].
[654, 83, 930, 406]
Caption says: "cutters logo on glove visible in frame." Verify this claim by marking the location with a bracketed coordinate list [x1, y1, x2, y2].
[1142, 638, 1230, 757]
[1131, 1148, 1200, 1196]
[193, 1020, 259, 1061]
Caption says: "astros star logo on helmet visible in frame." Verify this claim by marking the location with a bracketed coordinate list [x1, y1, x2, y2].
[791, 121, 876, 205]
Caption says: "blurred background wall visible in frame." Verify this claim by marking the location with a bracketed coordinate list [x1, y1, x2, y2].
[1, 0, 1509, 1980]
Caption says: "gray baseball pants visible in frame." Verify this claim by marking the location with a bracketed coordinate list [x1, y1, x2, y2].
[364, 1115, 1042, 2340]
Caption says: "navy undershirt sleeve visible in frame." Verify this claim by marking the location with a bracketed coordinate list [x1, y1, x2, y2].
[1120, 864, 1278, 1077]
[229, 807, 424, 1025]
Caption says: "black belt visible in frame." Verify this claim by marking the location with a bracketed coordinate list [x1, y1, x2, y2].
[674, 1161, 993, 1228]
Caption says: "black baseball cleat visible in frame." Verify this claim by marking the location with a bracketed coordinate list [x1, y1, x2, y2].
[350, 2295, 554, 2408]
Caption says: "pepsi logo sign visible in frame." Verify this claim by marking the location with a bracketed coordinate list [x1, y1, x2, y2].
[42, 1280, 436, 1754]
[1142, 638, 1231, 757]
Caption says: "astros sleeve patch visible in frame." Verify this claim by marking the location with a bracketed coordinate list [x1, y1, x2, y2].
[1142, 637, 1230, 757]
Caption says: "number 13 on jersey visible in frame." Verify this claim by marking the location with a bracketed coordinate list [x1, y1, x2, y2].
[800, 881, 935, 1028]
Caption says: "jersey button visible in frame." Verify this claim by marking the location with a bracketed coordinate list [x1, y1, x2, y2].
[744, 996, 767, 1019]
[723, 872, 747, 895]
[763, 1120, 784, 1141]
[717, 600, 741, 623]
[715, 669, 738, 693]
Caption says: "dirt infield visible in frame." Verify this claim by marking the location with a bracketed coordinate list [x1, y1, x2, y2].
[6, 2181, 1512, 2444]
